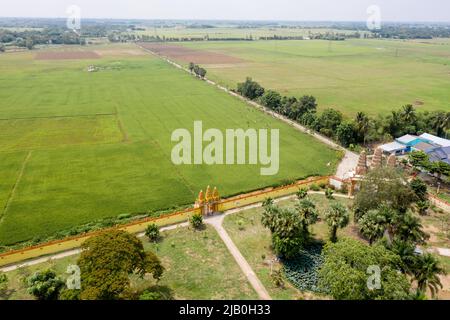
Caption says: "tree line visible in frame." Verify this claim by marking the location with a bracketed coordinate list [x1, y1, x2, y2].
[235, 77, 450, 148]
[188, 62, 207, 79]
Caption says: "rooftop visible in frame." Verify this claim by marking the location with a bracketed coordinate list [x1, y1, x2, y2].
[420, 133, 450, 147]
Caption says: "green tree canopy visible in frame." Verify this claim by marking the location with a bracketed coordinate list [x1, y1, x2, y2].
[354, 167, 416, 220]
[237, 77, 265, 100]
[324, 203, 350, 242]
[27, 269, 64, 300]
[261, 202, 310, 258]
[318, 238, 411, 300]
[77, 230, 164, 300]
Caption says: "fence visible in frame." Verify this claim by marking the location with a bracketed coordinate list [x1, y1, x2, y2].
[0, 176, 329, 268]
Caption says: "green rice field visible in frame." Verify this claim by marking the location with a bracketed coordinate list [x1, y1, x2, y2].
[177, 39, 450, 116]
[0, 44, 339, 245]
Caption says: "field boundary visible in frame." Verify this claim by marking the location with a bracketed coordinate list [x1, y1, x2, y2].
[0, 113, 116, 122]
[0, 151, 32, 223]
[0, 176, 329, 267]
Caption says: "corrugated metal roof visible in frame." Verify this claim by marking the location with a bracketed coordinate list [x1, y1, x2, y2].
[380, 141, 407, 152]
[420, 133, 450, 147]
[396, 134, 420, 144]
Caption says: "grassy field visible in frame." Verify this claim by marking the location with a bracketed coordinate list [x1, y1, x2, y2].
[0, 44, 339, 245]
[222, 194, 354, 300]
[1, 226, 257, 300]
[175, 39, 450, 116]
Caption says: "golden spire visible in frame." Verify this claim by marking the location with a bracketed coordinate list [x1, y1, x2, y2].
[212, 187, 220, 201]
[196, 190, 204, 205]
[205, 185, 212, 202]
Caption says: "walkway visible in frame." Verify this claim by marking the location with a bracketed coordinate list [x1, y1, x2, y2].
[206, 214, 272, 300]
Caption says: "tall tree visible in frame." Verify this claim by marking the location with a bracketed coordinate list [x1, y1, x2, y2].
[318, 238, 411, 300]
[412, 253, 446, 298]
[355, 112, 370, 145]
[261, 202, 309, 258]
[77, 230, 164, 300]
[324, 203, 350, 242]
[295, 198, 319, 235]
[358, 209, 387, 245]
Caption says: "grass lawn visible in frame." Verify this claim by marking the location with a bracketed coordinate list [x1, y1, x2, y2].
[222, 193, 354, 300]
[178, 39, 450, 117]
[1, 225, 257, 300]
[0, 44, 339, 245]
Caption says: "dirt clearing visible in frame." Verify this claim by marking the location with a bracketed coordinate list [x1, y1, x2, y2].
[35, 51, 101, 60]
[138, 43, 244, 64]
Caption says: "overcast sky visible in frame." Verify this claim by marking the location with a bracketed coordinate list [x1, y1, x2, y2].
[1, 0, 449, 22]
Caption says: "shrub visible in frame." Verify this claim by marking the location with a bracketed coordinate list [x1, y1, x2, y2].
[319, 182, 328, 189]
[325, 188, 334, 199]
[0, 273, 7, 294]
[58, 289, 80, 300]
[237, 219, 245, 230]
[27, 269, 64, 300]
[190, 213, 204, 230]
[145, 223, 160, 242]
[296, 188, 308, 200]
[270, 269, 285, 289]
[416, 200, 430, 216]
[309, 184, 320, 192]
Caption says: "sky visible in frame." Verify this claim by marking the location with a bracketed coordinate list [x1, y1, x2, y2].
[1, 0, 449, 22]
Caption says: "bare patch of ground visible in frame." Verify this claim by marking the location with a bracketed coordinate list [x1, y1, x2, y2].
[138, 43, 245, 64]
[35, 51, 101, 60]
[95, 49, 147, 57]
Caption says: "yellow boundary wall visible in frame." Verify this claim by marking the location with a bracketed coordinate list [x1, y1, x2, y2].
[0, 176, 329, 268]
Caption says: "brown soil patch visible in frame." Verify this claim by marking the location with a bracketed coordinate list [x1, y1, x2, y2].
[138, 43, 244, 64]
[35, 51, 101, 60]
[413, 100, 425, 106]
[423, 224, 440, 244]
[438, 275, 450, 300]
[95, 49, 146, 57]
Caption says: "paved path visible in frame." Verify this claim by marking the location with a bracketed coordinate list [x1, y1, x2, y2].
[205, 214, 272, 300]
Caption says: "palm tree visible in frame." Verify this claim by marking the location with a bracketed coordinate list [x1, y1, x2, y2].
[401, 104, 417, 125]
[429, 111, 450, 138]
[355, 112, 370, 145]
[389, 239, 416, 274]
[295, 198, 319, 234]
[324, 203, 350, 242]
[394, 212, 428, 245]
[358, 209, 387, 245]
[413, 253, 446, 298]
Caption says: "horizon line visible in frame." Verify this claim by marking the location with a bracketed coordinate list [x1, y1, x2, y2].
[1, 16, 450, 24]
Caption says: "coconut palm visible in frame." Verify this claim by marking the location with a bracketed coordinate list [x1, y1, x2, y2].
[412, 253, 446, 298]
[393, 212, 428, 245]
[401, 104, 417, 125]
[429, 111, 450, 138]
[355, 111, 370, 145]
